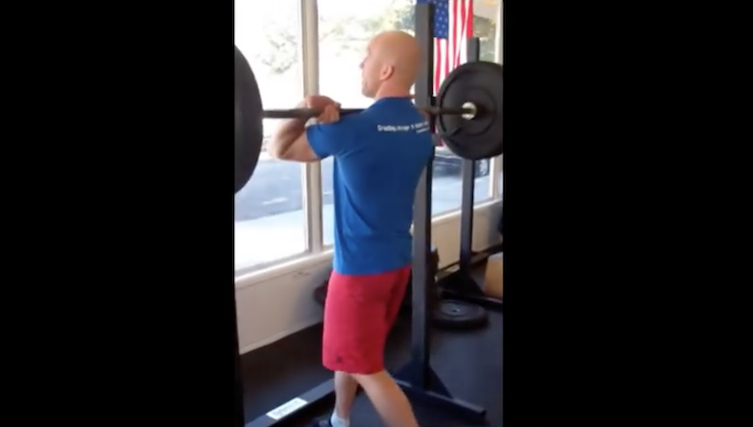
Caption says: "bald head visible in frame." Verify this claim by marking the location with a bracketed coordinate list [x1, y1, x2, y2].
[359, 30, 421, 99]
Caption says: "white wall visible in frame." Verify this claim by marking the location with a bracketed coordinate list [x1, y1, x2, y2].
[235, 200, 502, 354]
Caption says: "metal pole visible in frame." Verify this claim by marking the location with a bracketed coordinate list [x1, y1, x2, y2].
[490, 0, 503, 198]
[301, 0, 323, 253]
[410, 0, 435, 390]
[459, 37, 480, 274]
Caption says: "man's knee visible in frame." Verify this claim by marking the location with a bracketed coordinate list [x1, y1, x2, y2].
[322, 324, 386, 373]
[350, 369, 392, 386]
[335, 371, 355, 381]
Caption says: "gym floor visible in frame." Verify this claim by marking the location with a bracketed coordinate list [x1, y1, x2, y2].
[239, 265, 502, 427]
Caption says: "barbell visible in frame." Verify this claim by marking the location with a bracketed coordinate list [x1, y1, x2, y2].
[235, 46, 503, 193]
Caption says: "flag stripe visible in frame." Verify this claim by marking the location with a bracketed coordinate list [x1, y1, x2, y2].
[432, 0, 473, 95]
[421, 0, 473, 144]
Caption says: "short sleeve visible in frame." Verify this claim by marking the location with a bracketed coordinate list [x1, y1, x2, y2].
[306, 115, 362, 159]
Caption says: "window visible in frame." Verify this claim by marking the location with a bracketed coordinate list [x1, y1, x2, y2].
[317, 0, 502, 245]
[234, 0, 306, 273]
[431, 5, 500, 215]
[432, 145, 493, 214]
[497, 155, 503, 197]
[318, 0, 416, 246]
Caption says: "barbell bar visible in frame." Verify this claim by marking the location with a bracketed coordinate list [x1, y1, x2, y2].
[262, 105, 479, 120]
[235, 45, 503, 194]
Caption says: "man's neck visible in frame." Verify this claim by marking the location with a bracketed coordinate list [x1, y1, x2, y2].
[373, 84, 412, 100]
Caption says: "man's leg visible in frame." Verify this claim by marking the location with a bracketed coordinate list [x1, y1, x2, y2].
[317, 271, 373, 427]
[316, 266, 417, 427]
[331, 261, 408, 424]
[333, 371, 358, 420]
[351, 371, 419, 427]
[350, 264, 418, 427]
[342, 265, 419, 427]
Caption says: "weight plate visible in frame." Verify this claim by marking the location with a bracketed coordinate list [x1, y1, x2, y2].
[234, 46, 264, 193]
[313, 282, 327, 307]
[436, 61, 503, 160]
[432, 299, 489, 330]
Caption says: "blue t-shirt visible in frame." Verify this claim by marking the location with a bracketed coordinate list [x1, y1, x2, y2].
[307, 97, 434, 275]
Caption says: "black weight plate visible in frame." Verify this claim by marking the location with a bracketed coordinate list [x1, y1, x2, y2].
[436, 61, 503, 160]
[402, 244, 441, 310]
[432, 299, 488, 330]
[313, 282, 328, 307]
[234, 46, 264, 194]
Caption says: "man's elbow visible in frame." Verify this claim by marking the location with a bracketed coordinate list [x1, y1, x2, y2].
[265, 137, 285, 159]
[269, 135, 319, 162]
[271, 150, 292, 160]
[269, 143, 295, 160]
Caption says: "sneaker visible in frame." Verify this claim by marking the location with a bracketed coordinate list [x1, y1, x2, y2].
[307, 418, 333, 427]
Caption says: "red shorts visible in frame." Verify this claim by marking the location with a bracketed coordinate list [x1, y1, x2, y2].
[322, 264, 411, 375]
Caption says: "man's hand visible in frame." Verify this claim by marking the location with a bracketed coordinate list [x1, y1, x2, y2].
[304, 95, 340, 124]
[268, 95, 340, 162]
[303, 95, 337, 109]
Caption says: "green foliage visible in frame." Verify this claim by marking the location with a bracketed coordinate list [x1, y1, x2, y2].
[255, 19, 346, 74]
[255, 28, 298, 74]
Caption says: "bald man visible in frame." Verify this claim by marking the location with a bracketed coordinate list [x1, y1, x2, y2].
[267, 31, 431, 427]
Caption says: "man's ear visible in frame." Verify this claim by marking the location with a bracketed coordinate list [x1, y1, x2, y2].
[380, 64, 395, 81]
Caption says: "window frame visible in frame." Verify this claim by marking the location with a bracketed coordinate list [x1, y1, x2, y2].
[234, 0, 504, 278]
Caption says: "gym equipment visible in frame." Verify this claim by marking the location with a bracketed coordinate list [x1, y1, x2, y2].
[388, 5, 486, 422]
[436, 38, 504, 312]
[402, 244, 440, 311]
[262, 105, 475, 119]
[234, 45, 264, 194]
[239, 5, 490, 427]
[402, 247, 489, 332]
[432, 299, 488, 330]
[313, 284, 327, 307]
[233, 50, 503, 192]
[435, 61, 504, 161]
[233, 46, 259, 427]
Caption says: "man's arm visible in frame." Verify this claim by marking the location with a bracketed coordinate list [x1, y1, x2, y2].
[266, 100, 320, 162]
[268, 100, 359, 162]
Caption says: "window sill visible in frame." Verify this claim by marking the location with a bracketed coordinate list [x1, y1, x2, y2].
[234, 198, 502, 290]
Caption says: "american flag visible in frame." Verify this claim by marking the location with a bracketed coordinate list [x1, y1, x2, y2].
[416, 0, 474, 95]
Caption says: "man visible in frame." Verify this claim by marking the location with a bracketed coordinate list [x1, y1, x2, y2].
[267, 30, 433, 427]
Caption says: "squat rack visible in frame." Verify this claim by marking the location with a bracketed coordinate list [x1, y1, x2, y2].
[436, 37, 504, 312]
[236, 3, 486, 426]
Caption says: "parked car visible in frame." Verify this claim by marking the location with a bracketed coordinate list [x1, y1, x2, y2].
[433, 145, 490, 177]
